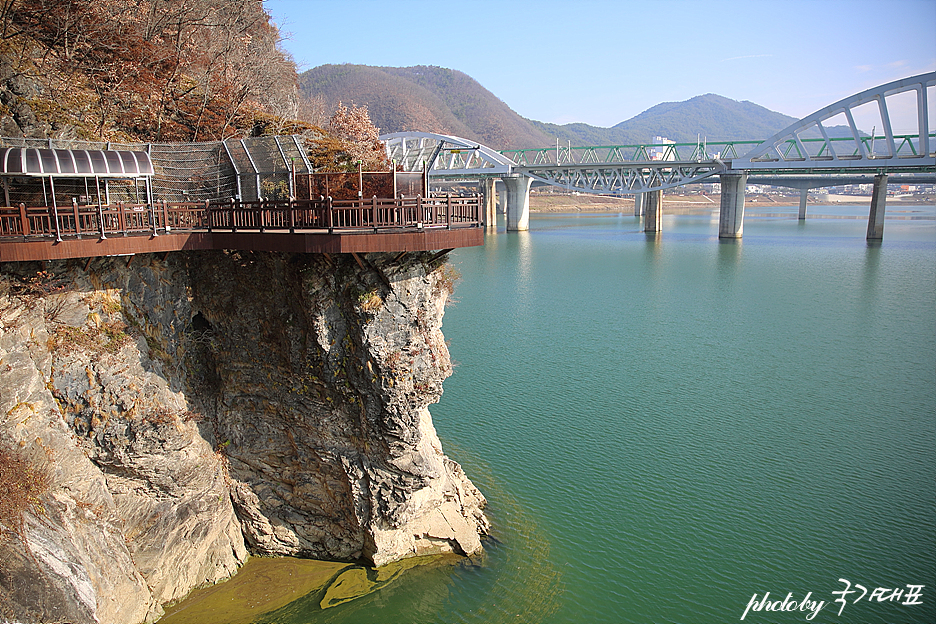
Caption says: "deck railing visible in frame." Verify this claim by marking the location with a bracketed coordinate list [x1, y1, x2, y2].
[0, 194, 482, 240]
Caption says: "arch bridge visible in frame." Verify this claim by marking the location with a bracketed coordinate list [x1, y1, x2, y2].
[382, 71, 936, 240]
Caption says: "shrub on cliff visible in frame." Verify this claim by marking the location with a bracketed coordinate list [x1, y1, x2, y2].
[0, 443, 50, 543]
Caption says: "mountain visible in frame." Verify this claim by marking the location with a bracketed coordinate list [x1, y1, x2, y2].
[297, 64, 552, 149]
[298, 64, 803, 150]
[532, 95, 798, 146]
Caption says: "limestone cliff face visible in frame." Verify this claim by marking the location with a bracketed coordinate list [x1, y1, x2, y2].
[0, 251, 487, 623]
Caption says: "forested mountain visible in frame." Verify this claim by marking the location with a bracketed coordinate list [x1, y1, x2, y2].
[299, 64, 803, 150]
[298, 64, 552, 149]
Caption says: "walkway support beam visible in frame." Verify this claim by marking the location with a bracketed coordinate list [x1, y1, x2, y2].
[718, 172, 747, 239]
[867, 174, 888, 241]
[644, 190, 662, 232]
[502, 175, 532, 231]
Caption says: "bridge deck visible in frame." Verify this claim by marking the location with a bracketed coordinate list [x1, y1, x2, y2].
[0, 196, 483, 262]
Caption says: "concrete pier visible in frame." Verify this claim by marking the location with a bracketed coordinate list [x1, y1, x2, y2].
[644, 190, 662, 232]
[634, 192, 645, 217]
[798, 188, 808, 220]
[480, 178, 496, 228]
[866, 174, 888, 241]
[502, 175, 532, 231]
[718, 172, 747, 239]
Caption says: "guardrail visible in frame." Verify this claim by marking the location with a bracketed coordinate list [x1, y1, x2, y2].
[0, 195, 482, 240]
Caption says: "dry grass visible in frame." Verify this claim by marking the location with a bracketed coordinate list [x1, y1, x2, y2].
[6, 270, 66, 299]
[433, 264, 460, 296]
[0, 444, 51, 542]
[50, 320, 133, 356]
[357, 289, 383, 314]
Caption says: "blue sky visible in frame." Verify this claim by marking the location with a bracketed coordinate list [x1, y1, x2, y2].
[264, 0, 936, 131]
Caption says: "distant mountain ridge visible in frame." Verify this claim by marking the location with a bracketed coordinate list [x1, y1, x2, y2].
[297, 64, 800, 150]
[533, 94, 798, 146]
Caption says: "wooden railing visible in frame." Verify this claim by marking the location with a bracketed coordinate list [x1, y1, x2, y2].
[0, 195, 482, 240]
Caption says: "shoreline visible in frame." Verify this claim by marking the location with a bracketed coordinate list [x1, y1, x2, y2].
[527, 193, 936, 214]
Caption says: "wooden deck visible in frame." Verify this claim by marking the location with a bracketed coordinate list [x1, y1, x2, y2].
[0, 196, 484, 262]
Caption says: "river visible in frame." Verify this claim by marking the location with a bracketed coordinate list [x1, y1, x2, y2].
[166, 203, 936, 624]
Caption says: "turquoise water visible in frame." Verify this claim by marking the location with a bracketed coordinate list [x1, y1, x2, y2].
[265, 205, 936, 623]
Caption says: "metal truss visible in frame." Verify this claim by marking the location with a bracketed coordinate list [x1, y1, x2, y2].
[735, 72, 936, 170]
[515, 161, 727, 194]
[381, 132, 513, 177]
[501, 140, 761, 166]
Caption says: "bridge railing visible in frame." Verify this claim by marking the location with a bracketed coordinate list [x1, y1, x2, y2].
[0, 194, 483, 240]
[748, 132, 936, 162]
[501, 134, 935, 166]
[501, 140, 763, 166]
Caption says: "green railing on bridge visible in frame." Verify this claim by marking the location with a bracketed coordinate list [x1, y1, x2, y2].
[500, 133, 935, 166]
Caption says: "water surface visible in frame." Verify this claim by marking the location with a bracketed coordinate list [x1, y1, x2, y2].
[170, 204, 936, 623]
[432, 205, 935, 624]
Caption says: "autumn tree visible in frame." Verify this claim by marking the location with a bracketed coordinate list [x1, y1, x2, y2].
[0, 0, 299, 141]
[306, 102, 390, 172]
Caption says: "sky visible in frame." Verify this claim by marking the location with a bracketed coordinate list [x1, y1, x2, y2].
[263, 0, 936, 133]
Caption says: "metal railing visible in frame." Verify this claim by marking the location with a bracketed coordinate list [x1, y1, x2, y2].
[0, 194, 482, 241]
[500, 133, 936, 166]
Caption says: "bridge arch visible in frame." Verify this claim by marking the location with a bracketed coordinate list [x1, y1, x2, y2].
[736, 71, 935, 169]
[381, 131, 514, 177]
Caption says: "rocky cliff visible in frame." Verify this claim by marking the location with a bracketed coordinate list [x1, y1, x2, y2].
[0, 250, 487, 623]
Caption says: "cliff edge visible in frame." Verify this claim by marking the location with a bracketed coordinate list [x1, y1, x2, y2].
[0, 251, 487, 623]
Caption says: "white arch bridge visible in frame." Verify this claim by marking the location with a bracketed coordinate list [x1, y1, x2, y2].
[382, 72, 936, 240]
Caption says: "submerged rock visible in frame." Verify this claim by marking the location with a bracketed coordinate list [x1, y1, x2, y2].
[0, 251, 486, 623]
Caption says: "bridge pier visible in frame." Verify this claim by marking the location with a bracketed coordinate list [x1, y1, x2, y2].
[798, 188, 808, 220]
[634, 192, 645, 217]
[644, 190, 662, 232]
[718, 172, 747, 239]
[502, 175, 532, 231]
[480, 178, 497, 228]
[867, 174, 888, 241]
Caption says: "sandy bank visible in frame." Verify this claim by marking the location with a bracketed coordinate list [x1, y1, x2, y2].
[527, 192, 935, 214]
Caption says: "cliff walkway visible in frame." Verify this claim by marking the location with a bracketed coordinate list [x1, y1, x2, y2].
[0, 195, 483, 262]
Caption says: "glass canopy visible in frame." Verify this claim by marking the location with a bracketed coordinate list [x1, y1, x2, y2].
[0, 147, 153, 177]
